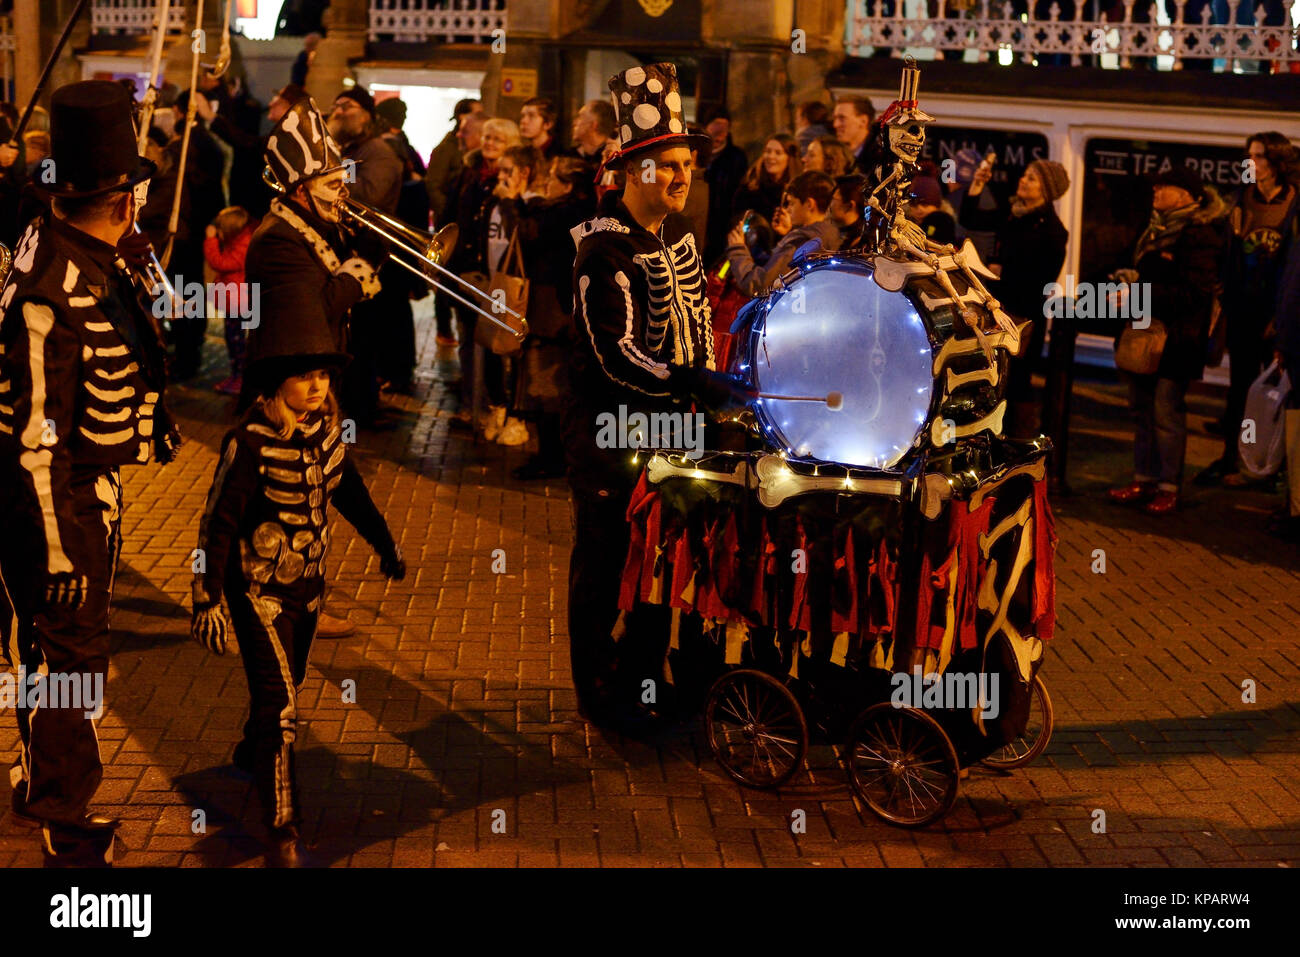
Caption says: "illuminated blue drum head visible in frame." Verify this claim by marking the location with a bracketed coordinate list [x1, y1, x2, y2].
[749, 264, 935, 469]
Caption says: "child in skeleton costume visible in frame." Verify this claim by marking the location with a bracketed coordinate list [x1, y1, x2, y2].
[565, 63, 750, 731]
[190, 286, 404, 866]
[242, 96, 380, 407]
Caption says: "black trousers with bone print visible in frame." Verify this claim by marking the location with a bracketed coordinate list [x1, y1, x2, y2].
[225, 577, 321, 831]
[0, 467, 121, 826]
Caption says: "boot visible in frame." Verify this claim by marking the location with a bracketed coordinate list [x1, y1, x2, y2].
[265, 825, 322, 868]
[42, 817, 120, 868]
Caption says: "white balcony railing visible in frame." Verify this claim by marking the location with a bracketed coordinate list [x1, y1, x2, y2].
[369, 0, 508, 44]
[93, 0, 187, 36]
[847, 1, 1300, 69]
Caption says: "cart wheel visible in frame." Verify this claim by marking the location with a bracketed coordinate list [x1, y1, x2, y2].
[844, 703, 960, 828]
[704, 669, 808, 788]
[982, 673, 1054, 771]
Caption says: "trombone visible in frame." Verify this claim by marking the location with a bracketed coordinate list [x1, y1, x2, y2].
[261, 168, 527, 339]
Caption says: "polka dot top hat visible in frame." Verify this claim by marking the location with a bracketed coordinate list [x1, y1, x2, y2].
[606, 63, 710, 165]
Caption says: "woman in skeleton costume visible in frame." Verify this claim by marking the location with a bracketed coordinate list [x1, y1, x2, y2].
[190, 285, 405, 867]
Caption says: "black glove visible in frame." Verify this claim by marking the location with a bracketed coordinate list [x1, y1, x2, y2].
[43, 571, 88, 610]
[672, 367, 756, 413]
[380, 548, 406, 582]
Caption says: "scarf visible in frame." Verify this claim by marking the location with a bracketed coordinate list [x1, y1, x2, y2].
[270, 198, 345, 273]
[1134, 202, 1200, 263]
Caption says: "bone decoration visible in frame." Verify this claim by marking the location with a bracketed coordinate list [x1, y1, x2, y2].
[755, 454, 903, 508]
[929, 400, 1006, 447]
[645, 453, 750, 488]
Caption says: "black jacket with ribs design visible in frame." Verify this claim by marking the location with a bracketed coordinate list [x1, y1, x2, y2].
[0, 213, 177, 579]
[193, 404, 397, 609]
[566, 198, 714, 492]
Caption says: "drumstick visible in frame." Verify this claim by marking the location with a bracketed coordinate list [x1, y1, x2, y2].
[757, 391, 844, 411]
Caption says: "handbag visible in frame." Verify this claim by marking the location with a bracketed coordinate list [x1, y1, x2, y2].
[475, 229, 527, 357]
[1114, 318, 1168, 376]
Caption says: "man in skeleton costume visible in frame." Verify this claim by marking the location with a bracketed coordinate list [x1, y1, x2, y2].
[245, 95, 381, 638]
[566, 62, 748, 731]
[191, 283, 404, 867]
[0, 82, 180, 864]
[245, 95, 380, 388]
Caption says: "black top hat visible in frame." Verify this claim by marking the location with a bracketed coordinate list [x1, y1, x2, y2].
[264, 96, 347, 191]
[604, 63, 710, 168]
[37, 81, 156, 198]
[246, 283, 350, 395]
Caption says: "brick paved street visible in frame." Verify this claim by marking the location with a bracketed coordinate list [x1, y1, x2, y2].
[2, 304, 1298, 868]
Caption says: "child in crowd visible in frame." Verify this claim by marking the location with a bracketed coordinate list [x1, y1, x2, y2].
[203, 206, 258, 396]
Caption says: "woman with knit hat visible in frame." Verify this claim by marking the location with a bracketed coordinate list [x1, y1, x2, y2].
[959, 156, 1071, 438]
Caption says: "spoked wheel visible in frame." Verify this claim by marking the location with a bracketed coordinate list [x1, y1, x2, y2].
[982, 673, 1054, 770]
[843, 703, 960, 828]
[704, 669, 808, 788]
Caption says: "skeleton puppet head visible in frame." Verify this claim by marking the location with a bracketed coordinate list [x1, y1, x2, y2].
[881, 59, 934, 167]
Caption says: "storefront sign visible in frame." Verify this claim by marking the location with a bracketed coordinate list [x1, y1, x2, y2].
[501, 68, 538, 98]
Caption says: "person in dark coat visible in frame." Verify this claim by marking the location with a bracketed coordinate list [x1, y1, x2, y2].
[426, 100, 482, 345]
[446, 118, 520, 423]
[959, 157, 1071, 437]
[511, 156, 597, 479]
[327, 85, 405, 419]
[1196, 132, 1300, 485]
[701, 106, 749, 265]
[1107, 169, 1227, 516]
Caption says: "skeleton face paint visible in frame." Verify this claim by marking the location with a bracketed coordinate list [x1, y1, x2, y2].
[305, 170, 347, 224]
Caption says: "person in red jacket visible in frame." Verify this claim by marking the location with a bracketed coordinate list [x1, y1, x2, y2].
[204, 206, 258, 395]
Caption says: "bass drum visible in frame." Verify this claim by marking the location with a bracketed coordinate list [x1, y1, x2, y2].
[732, 257, 938, 470]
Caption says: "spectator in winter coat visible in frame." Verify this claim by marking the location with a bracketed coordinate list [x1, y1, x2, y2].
[511, 157, 598, 480]
[448, 118, 520, 423]
[701, 106, 749, 264]
[1107, 169, 1227, 517]
[567, 99, 617, 165]
[725, 171, 841, 297]
[959, 157, 1070, 437]
[1197, 131, 1300, 486]
[426, 99, 482, 345]
[203, 206, 258, 396]
[832, 96, 876, 176]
